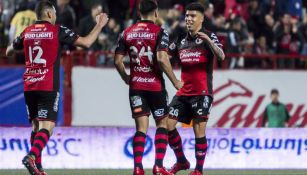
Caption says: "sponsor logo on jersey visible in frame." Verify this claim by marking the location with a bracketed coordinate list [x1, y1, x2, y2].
[30, 28, 42, 32]
[134, 66, 152, 73]
[132, 77, 156, 83]
[24, 32, 53, 39]
[132, 28, 144, 32]
[137, 23, 148, 27]
[34, 24, 45, 28]
[25, 68, 48, 75]
[25, 75, 46, 82]
[180, 50, 201, 58]
[127, 32, 155, 40]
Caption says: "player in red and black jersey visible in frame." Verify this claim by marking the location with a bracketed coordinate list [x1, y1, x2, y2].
[114, 0, 182, 175]
[6, 1, 108, 174]
[167, 3, 225, 175]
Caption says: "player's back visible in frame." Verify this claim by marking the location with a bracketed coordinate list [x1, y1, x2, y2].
[120, 20, 168, 91]
[21, 22, 62, 91]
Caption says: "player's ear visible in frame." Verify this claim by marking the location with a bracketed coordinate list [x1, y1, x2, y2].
[46, 10, 52, 19]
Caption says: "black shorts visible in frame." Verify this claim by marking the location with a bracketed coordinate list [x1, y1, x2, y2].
[24, 91, 60, 123]
[129, 89, 168, 120]
[169, 95, 213, 124]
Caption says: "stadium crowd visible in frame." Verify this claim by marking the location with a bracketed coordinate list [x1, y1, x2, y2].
[0, 0, 307, 68]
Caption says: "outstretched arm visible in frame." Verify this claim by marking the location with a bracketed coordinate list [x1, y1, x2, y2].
[74, 13, 109, 48]
[157, 50, 183, 90]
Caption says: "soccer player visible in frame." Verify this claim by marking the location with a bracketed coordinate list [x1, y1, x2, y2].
[114, 0, 182, 174]
[6, 1, 108, 175]
[167, 3, 225, 175]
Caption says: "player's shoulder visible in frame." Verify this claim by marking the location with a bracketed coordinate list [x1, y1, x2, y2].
[202, 29, 218, 37]
[58, 25, 73, 32]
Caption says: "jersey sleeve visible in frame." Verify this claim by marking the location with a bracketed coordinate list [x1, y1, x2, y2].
[12, 32, 24, 50]
[115, 31, 127, 55]
[156, 29, 169, 52]
[58, 25, 79, 45]
[10, 13, 19, 26]
[209, 32, 223, 49]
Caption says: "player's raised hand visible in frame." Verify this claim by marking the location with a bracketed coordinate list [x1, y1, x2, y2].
[196, 32, 211, 42]
[95, 13, 109, 28]
[174, 80, 184, 90]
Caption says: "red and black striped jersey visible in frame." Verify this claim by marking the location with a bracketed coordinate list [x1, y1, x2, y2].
[169, 28, 223, 96]
[13, 21, 79, 91]
[115, 20, 169, 91]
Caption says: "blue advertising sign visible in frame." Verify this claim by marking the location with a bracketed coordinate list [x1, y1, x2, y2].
[0, 67, 64, 126]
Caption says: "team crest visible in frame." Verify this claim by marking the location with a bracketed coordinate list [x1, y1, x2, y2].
[169, 43, 176, 50]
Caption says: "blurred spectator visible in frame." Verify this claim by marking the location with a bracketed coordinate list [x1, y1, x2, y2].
[106, 0, 128, 28]
[0, 0, 306, 69]
[286, 0, 303, 20]
[227, 17, 248, 68]
[99, 18, 120, 65]
[78, 3, 103, 51]
[262, 89, 291, 128]
[55, 0, 76, 29]
[103, 18, 120, 47]
[224, 0, 249, 21]
[53, 0, 76, 50]
[202, 3, 227, 32]
[274, 14, 304, 68]
[8, 0, 36, 64]
[258, 14, 276, 51]
[246, 0, 262, 36]
[0, 1, 5, 48]
[8, 0, 36, 43]
[210, 0, 225, 17]
[300, 11, 307, 55]
[162, 4, 186, 42]
[249, 35, 271, 68]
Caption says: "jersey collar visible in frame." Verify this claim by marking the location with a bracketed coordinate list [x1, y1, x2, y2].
[35, 20, 52, 24]
[186, 27, 205, 41]
[139, 20, 155, 24]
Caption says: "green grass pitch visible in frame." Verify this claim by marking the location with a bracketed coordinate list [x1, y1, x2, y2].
[0, 169, 307, 175]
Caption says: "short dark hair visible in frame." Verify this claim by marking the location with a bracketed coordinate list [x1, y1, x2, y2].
[91, 2, 102, 10]
[35, 0, 54, 19]
[139, 0, 158, 16]
[185, 2, 205, 14]
[271, 89, 279, 95]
